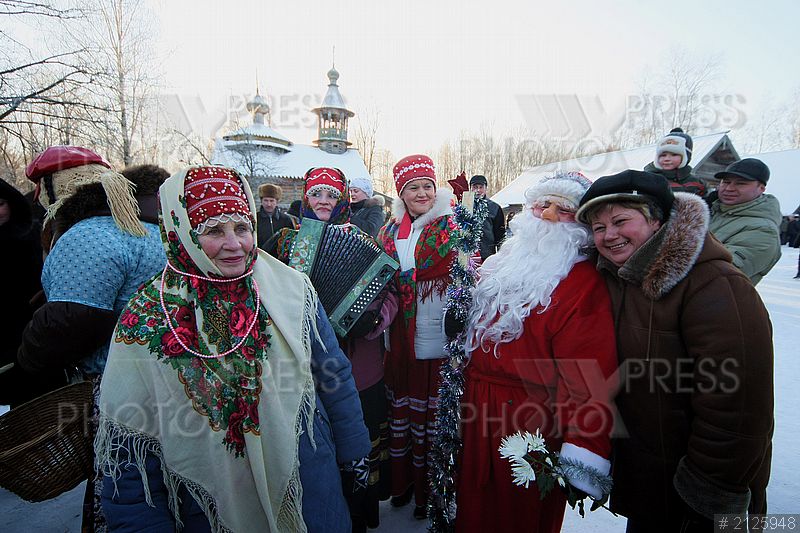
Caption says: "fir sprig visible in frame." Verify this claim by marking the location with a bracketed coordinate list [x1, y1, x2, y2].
[498, 430, 615, 518]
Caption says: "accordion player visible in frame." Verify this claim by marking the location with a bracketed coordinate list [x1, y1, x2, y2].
[288, 218, 399, 336]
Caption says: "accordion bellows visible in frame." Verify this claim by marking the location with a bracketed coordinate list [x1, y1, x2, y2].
[289, 218, 399, 336]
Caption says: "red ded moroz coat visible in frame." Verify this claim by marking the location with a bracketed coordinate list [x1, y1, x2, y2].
[456, 260, 618, 533]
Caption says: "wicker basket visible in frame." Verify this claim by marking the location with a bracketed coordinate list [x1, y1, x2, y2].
[0, 381, 94, 502]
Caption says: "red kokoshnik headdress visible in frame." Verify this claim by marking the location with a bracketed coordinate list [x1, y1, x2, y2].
[184, 166, 252, 229]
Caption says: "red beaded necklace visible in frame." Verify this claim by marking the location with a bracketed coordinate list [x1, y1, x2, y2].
[158, 261, 260, 359]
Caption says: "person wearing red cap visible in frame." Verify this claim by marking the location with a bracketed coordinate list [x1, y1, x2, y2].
[16, 148, 166, 385]
[267, 167, 399, 532]
[96, 166, 370, 532]
[14, 146, 168, 530]
[376, 154, 459, 519]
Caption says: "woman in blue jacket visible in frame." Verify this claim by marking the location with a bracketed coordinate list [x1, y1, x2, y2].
[95, 166, 370, 532]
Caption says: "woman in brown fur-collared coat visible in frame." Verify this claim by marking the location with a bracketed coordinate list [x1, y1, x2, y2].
[576, 170, 774, 533]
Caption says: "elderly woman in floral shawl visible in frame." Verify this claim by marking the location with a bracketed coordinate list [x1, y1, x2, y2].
[95, 166, 370, 533]
[267, 167, 399, 532]
[377, 154, 458, 519]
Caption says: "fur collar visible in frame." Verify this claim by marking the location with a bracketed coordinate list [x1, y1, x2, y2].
[601, 192, 709, 300]
[365, 195, 385, 208]
[353, 195, 385, 209]
[391, 188, 454, 229]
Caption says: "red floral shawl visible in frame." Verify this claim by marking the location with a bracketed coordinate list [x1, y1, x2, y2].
[378, 214, 457, 358]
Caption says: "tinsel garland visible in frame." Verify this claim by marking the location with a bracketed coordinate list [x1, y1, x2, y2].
[427, 195, 488, 532]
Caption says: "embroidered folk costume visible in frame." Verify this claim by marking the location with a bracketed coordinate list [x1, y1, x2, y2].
[377, 155, 458, 514]
[456, 174, 617, 533]
[269, 167, 398, 531]
[95, 166, 369, 532]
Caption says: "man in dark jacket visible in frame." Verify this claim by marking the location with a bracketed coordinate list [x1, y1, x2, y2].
[349, 176, 386, 237]
[470, 174, 505, 261]
[0, 179, 43, 406]
[257, 183, 296, 249]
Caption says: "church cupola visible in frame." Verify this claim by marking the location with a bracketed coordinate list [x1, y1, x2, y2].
[246, 89, 271, 126]
[313, 66, 354, 155]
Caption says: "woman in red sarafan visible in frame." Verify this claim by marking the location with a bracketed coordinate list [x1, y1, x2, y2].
[377, 154, 459, 520]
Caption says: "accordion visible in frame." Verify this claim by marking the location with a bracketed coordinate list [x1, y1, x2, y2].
[288, 218, 399, 336]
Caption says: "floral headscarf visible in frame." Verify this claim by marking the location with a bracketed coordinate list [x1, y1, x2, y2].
[97, 166, 319, 532]
[126, 166, 268, 454]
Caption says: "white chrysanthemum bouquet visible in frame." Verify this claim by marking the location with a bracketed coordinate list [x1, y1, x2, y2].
[498, 430, 614, 517]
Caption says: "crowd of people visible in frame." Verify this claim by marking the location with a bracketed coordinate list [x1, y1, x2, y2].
[0, 132, 783, 532]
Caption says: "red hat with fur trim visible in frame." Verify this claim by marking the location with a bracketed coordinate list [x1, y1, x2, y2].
[393, 154, 436, 195]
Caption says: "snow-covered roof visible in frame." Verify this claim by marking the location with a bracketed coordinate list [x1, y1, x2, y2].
[224, 123, 291, 145]
[492, 132, 734, 207]
[211, 139, 370, 181]
[744, 149, 800, 215]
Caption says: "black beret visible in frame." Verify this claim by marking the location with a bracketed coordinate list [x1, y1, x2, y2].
[576, 170, 674, 223]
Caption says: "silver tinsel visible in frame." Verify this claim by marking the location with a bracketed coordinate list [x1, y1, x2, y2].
[427, 197, 488, 533]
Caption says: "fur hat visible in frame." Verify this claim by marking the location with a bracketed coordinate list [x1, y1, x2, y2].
[393, 154, 436, 195]
[258, 183, 282, 200]
[121, 164, 169, 196]
[576, 169, 674, 224]
[349, 176, 374, 198]
[654, 128, 693, 169]
[524, 171, 591, 211]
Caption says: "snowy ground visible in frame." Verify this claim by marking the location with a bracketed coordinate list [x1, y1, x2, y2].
[2, 245, 798, 532]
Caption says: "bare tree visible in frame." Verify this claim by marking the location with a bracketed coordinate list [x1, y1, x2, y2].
[61, 0, 159, 166]
[738, 103, 789, 154]
[615, 48, 723, 148]
[371, 147, 395, 195]
[0, 1, 113, 177]
[353, 107, 380, 174]
[788, 88, 800, 150]
[169, 129, 212, 166]
[0, 1, 77, 17]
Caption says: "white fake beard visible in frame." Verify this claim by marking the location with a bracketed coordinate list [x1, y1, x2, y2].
[467, 209, 592, 355]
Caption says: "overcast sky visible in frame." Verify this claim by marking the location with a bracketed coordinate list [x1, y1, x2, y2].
[12, 0, 800, 159]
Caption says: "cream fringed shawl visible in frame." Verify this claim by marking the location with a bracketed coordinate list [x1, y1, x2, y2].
[95, 168, 318, 532]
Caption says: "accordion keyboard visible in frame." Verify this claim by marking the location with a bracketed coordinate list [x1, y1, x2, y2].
[289, 219, 399, 336]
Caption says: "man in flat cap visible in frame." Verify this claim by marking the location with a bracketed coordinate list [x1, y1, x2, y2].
[469, 174, 505, 261]
[709, 158, 782, 284]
